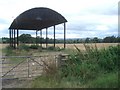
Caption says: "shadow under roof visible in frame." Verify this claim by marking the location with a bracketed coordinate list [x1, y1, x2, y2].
[9, 7, 67, 30]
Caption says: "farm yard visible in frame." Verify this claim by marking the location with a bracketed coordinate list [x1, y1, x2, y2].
[0, 43, 119, 88]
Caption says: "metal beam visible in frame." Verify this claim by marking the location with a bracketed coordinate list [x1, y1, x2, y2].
[17, 29, 19, 47]
[54, 25, 55, 47]
[46, 28, 48, 48]
[64, 23, 66, 48]
[11, 29, 13, 47]
[40, 30, 42, 47]
[36, 30, 37, 45]
[14, 29, 16, 49]
[9, 29, 11, 47]
[39, 30, 40, 46]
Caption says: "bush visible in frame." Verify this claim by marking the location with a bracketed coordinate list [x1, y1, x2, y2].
[18, 44, 30, 51]
[31, 44, 119, 88]
[61, 44, 119, 82]
[47, 46, 55, 50]
[29, 45, 39, 49]
[4, 45, 14, 56]
[87, 72, 118, 88]
[47, 46, 61, 51]
[98, 45, 119, 72]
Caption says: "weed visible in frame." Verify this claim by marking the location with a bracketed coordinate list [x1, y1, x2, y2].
[18, 44, 30, 51]
[61, 43, 119, 85]
[87, 72, 118, 88]
[4, 45, 14, 56]
[4, 44, 118, 88]
[29, 45, 39, 49]
[47, 46, 62, 51]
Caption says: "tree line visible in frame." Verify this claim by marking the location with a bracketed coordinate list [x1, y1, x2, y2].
[1, 34, 120, 44]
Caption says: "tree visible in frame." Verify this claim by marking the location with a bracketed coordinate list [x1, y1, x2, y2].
[19, 34, 32, 43]
[92, 37, 100, 43]
[103, 36, 116, 43]
[117, 37, 120, 43]
[2, 37, 9, 43]
[85, 38, 90, 43]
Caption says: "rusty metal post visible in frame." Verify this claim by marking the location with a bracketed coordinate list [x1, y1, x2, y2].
[11, 29, 13, 47]
[40, 30, 42, 47]
[14, 29, 16, 49]
[46, 28, 48, 48]
[36, 30, 37, 45]
[9, 29, 12, 47]
[17, 29, 19, 47]
[64, 23, 66, 48]
[54, 25, 55, 47]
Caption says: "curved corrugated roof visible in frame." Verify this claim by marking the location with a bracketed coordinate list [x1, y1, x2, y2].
[9, 7, 67, 30]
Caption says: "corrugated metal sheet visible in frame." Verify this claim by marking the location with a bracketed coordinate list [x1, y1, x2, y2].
[9, 7, 67, 30]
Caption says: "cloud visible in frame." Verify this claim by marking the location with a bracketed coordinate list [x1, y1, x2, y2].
[0, 0, 119, 38]
[0, 18, 8, 24]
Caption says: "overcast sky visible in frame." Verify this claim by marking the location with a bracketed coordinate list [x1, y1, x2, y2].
[0, 0, 119, 39]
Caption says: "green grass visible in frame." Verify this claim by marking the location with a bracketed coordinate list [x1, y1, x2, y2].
[31, 72, 118, 88]
[86, 72, 118, 88]
[3, 44, 119, 88]
[2, 45, 30, 63]
[30, 44, 119, 88]
[31, 76, 83, 88]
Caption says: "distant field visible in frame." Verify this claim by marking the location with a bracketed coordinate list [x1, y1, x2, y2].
[57, 43, 118, 50]
[0, 43, 118, 50]
[0, 44, 9, 49]
[44, 43, 118, 50]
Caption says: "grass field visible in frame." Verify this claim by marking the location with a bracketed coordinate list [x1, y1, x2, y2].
[0, 43, 118, 50]
[1, 43, 119, 88]
[30, 43, 119, 88]
[56, 43, 118, 50]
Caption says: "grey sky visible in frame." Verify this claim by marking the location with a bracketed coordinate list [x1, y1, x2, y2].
[0, 0, 119, 39]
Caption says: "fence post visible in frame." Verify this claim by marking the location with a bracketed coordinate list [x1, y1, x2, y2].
[57, 54, 69, 68]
